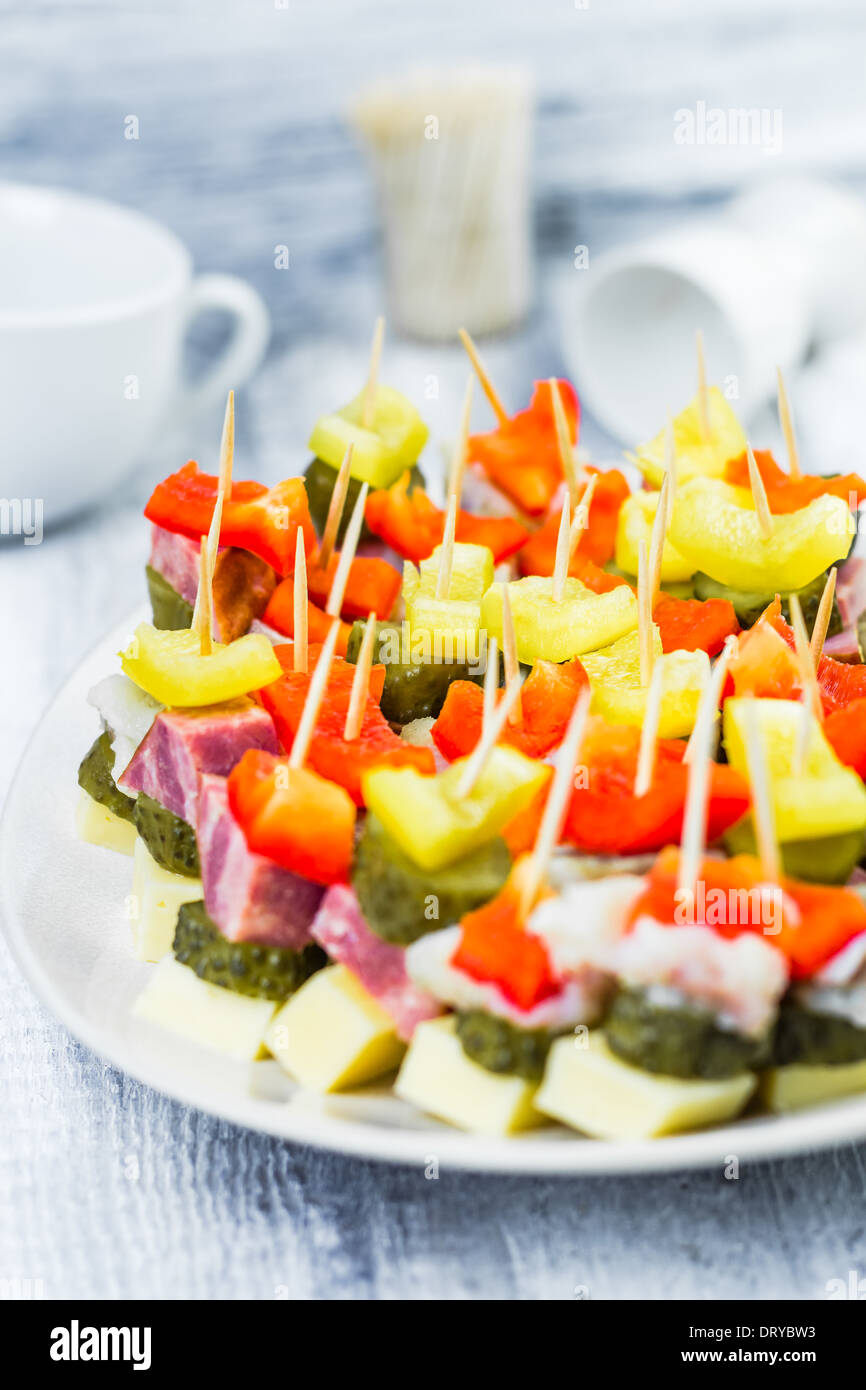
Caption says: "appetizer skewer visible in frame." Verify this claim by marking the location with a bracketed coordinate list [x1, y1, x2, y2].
[75, 335, 866, 1142]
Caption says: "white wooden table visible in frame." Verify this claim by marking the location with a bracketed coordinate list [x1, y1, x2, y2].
[3, 0, 866, 1300]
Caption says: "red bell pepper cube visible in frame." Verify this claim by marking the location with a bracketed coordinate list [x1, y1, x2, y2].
[145, 461, 315, 576]
[467, 379, 580, 518]
[262, 579, 352, 655]
[724, 449, 866, 514]
[432, 658, 589, 762]
[653, 595, 740, 657]
[363, 470, 529, 564]
[260, 653, 434, 805]
[228, 748, 356, 885]
[451, 880, 560, 1012]
[631, 846, 866, 980]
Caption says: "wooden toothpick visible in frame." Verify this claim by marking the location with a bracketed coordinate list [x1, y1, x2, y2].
[456, 677, 523, 797]
[192, 389, 234, 654]
[435, 493, 459, 601]
[326, 481, 369, 618]
[549, 376, 581, 505]
[448, 374, 474, 506]
[696, 329, 711, 442]
[501, 585, 522, 725]
[648, 471, 672, 609]
[519, 687, 592, 919]
[788, 593, 823, 724]
[293, 526, 308, 674]
[683, 634, 737, 765]
[552, 493, 572, 602]
[633, 658, 665, 797]
[318, 443, 354, 572]
[482, 635, 499, 735]
[458, 327, 508, 426]
[776, 366, 802, 481]
[361, 315, 385, 430]
[218, 387, 234, 501]
[637, 538, 655, 688]
[344, 610, 376, 742]
[572, 471, 598, 541]
[810, 567, 837, 666]
[677, 648, 728, 902]
[288, 619, 341, 771]
[193, 537, 214, 656]
[742, 697, 782, 883]
[746, 441, 774, 540]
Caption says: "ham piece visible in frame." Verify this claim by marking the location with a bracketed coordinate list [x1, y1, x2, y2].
[196, 775, 323, 948]
[311, 884, 442, 1040]
[119, 700, 278, 827]
[148, 524, 277, 641]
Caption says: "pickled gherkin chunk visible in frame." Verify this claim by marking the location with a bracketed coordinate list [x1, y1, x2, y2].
[145, 565, 194, 631]
[346, 619, 481, 724]
[172, 900, 327, 1001]
[692, 568, 843, 636]
[455, 1010, 559, 1081]
[772, 996, 866, 1067]
[133, 792, 201, 878]
[724, 816, 865, 886]
[77, 731, 136, 823]
[352, 813, 511, 944]
[304, 458, 425, 544]
[605, 986, 772, 1080]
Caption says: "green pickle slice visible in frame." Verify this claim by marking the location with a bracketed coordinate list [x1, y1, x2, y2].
[133, 792, 201, 878]
[347, 618, 482, 724]
[772, 996, 866, 1067]
[77, 731, 136, 823]
[693, 568, 842, 635]
[605, 985, 772, 1080]
[352, 813, 511, 945]
[173, 900, 327, 1001]
[304, 458, 425, 545]
[146, 565, 195, 630]
[724, 816, 866, 886]
[455, 1010, 560, 1081]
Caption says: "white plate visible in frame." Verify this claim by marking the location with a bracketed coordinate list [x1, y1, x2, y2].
[5, 608, 866, 1174]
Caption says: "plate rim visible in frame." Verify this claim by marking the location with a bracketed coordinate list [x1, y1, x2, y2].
[5, 608, 866, 1174]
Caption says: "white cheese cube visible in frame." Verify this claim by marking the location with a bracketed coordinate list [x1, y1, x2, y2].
[394, 1016, 544, 1136]
[761, 1059, 866, 1113]
[132, 955, 275, 1061]
[266, 964, 405, 1093]
[129, 837, 202, 963]
[535, 1032, 756, 1139]
[75, 789, 137, 857]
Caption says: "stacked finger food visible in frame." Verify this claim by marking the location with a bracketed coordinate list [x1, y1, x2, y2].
[76, 322, 866, 1141]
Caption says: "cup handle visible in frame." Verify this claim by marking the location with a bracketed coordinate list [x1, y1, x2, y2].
[175, 273, 270, 422]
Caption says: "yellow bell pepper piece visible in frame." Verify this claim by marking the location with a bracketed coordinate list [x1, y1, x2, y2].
[362, 746, 551, 871]
[581, 629, 709, 737]
[615, 490, 695, 582]
[669, 477, 853, 593]
[723, 697, 866, 841]
[308, 384, 429, 489]
[403, 542, 494, 657]
[633, 386, 747, 488]
[120, 623, 281, 707]
[405, 592, 482, 659]
[480, 576, 638, 665]
[405, 541, 495, 604]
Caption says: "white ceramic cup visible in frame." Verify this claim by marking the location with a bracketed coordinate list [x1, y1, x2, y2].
[561, 177, 866, 445]
[0, 183, 270, 523]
